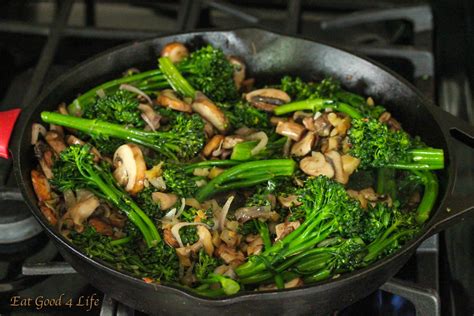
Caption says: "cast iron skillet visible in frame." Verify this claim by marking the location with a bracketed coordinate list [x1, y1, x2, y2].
[12, 28, 474, 315]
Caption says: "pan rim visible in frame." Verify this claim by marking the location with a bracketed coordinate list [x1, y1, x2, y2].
[13, 26, 454, 303]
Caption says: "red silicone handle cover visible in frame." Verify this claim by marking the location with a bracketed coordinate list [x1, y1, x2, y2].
[0, 108, 22, 159]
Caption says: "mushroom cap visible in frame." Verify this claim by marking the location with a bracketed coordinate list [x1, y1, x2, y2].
[113, 144, 146, 195]
[160, 42, 189, 63]
[299, 152, 335, 178]
[157, 89, 192, 113]
[192, 92, 228, 132]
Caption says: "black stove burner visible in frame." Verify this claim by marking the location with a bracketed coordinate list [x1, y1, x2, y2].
[0, 188, 42, 244]
[0, 0, 452, 315]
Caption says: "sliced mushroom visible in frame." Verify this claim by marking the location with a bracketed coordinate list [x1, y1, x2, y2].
[246, 235, 264, 256]
[40, 203, 58, 226]
[222, 135, 245, 149]
[215, 244, 245, 266]
[302, 117, 315, 131]
[138, 103, 161, 130]
[378, 111, 391, 124]
[192, 92, 228, 132]
[31, 123, 47, 145]
[234, 205, 279, 223]
[293, 111, 313, 122]
[108, 212, 127, 228]
[152, 192, 178, 210]
[360, 187, 378, 202]
[228, 56, 246, 90]
[277, 195, 302, 208]
[197, 225, 214, 256]
[164, 228, 180, 248]
[160, 42, 189, 63]
[34, 141, 55, 179]
[321, 136, 340, 153]
[313, 114, 332, 136]
[176, 247, 193, 267]
[341, 154, 360, 176]
[284, 278, 304, 289]
[157, 89, 192, 113]
[270, 116, 289, 126]
[275, 221, 300, 241]
[327, 113, 351, 136]
[325, 150, 348, 184]
[202, 135, 224, 157]
[31, 169, 52, 202]
[88, 217, 113, 236]
[113, 144, 146, 195]
[291, 132, 316, 157]
[220, 229, 240, 248]
[276, 121, 306, 141]
[299, 152, 334, 178]
[63, 196, 100, 232]
[246, 88, 291, 112]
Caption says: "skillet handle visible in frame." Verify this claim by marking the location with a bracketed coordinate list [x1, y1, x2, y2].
[425, 105, 474, 235]
[0, 108, 22, 159]
[427, 104, 474, 147]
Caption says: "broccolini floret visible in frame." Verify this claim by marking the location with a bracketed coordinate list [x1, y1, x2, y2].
[82, 90, 144, 127]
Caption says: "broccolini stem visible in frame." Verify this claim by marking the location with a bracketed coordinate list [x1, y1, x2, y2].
[274, 99, 363, 119]
[159, 57, 196, 98]
[109, 236, 132, 246]
[412, 170, 439, 224]
[40, 112, 179, 160]
[303, 269, 332, 283]
[183, 160, 241, 172]
[80, 164, 157, 246]
[363, 229, 417, 263]
[377, 168, 397, 199]
[195, 159, 296, 201]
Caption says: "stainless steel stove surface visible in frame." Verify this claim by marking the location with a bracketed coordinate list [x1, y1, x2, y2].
[0, 1, 472, 315]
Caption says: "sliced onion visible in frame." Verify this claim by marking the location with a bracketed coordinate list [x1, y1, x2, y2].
[175, 198, 186, 218]
[96, 89, 106, 99]
[218, 195, 235, 231]
[163, 208, 177, 221]
[171, 222, 211, 248]
[120, 83, 153, 105]
[31, 123, 47, 145]
[63, 190, 76, 210]
[246, 131, 268, 156]
[138, 103, 161, 131]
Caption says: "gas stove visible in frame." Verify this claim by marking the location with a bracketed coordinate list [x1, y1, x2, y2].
[0, 1, 472, 315]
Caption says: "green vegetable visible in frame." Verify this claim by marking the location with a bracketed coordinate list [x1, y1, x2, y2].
[162, 163, 200, 198]
[71, 227, 178, 282]
[195, 159, 297, 202]
[230, 136, 287, 161]
[280, 75, 385, 119]
[195, 249, 219, 280]
[222, 101, 271, 131]
[348, 118, 444, 170]
[196, 273, 240, 296]
[51, 145, 160, 247]
[82, 90, 144, 126]
[236, 176, 366, 279]
[68, 45, 238, 113]
[41, 111, 205, 161]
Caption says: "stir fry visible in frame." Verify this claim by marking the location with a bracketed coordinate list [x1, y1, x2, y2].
[31, 42, 443, 297]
